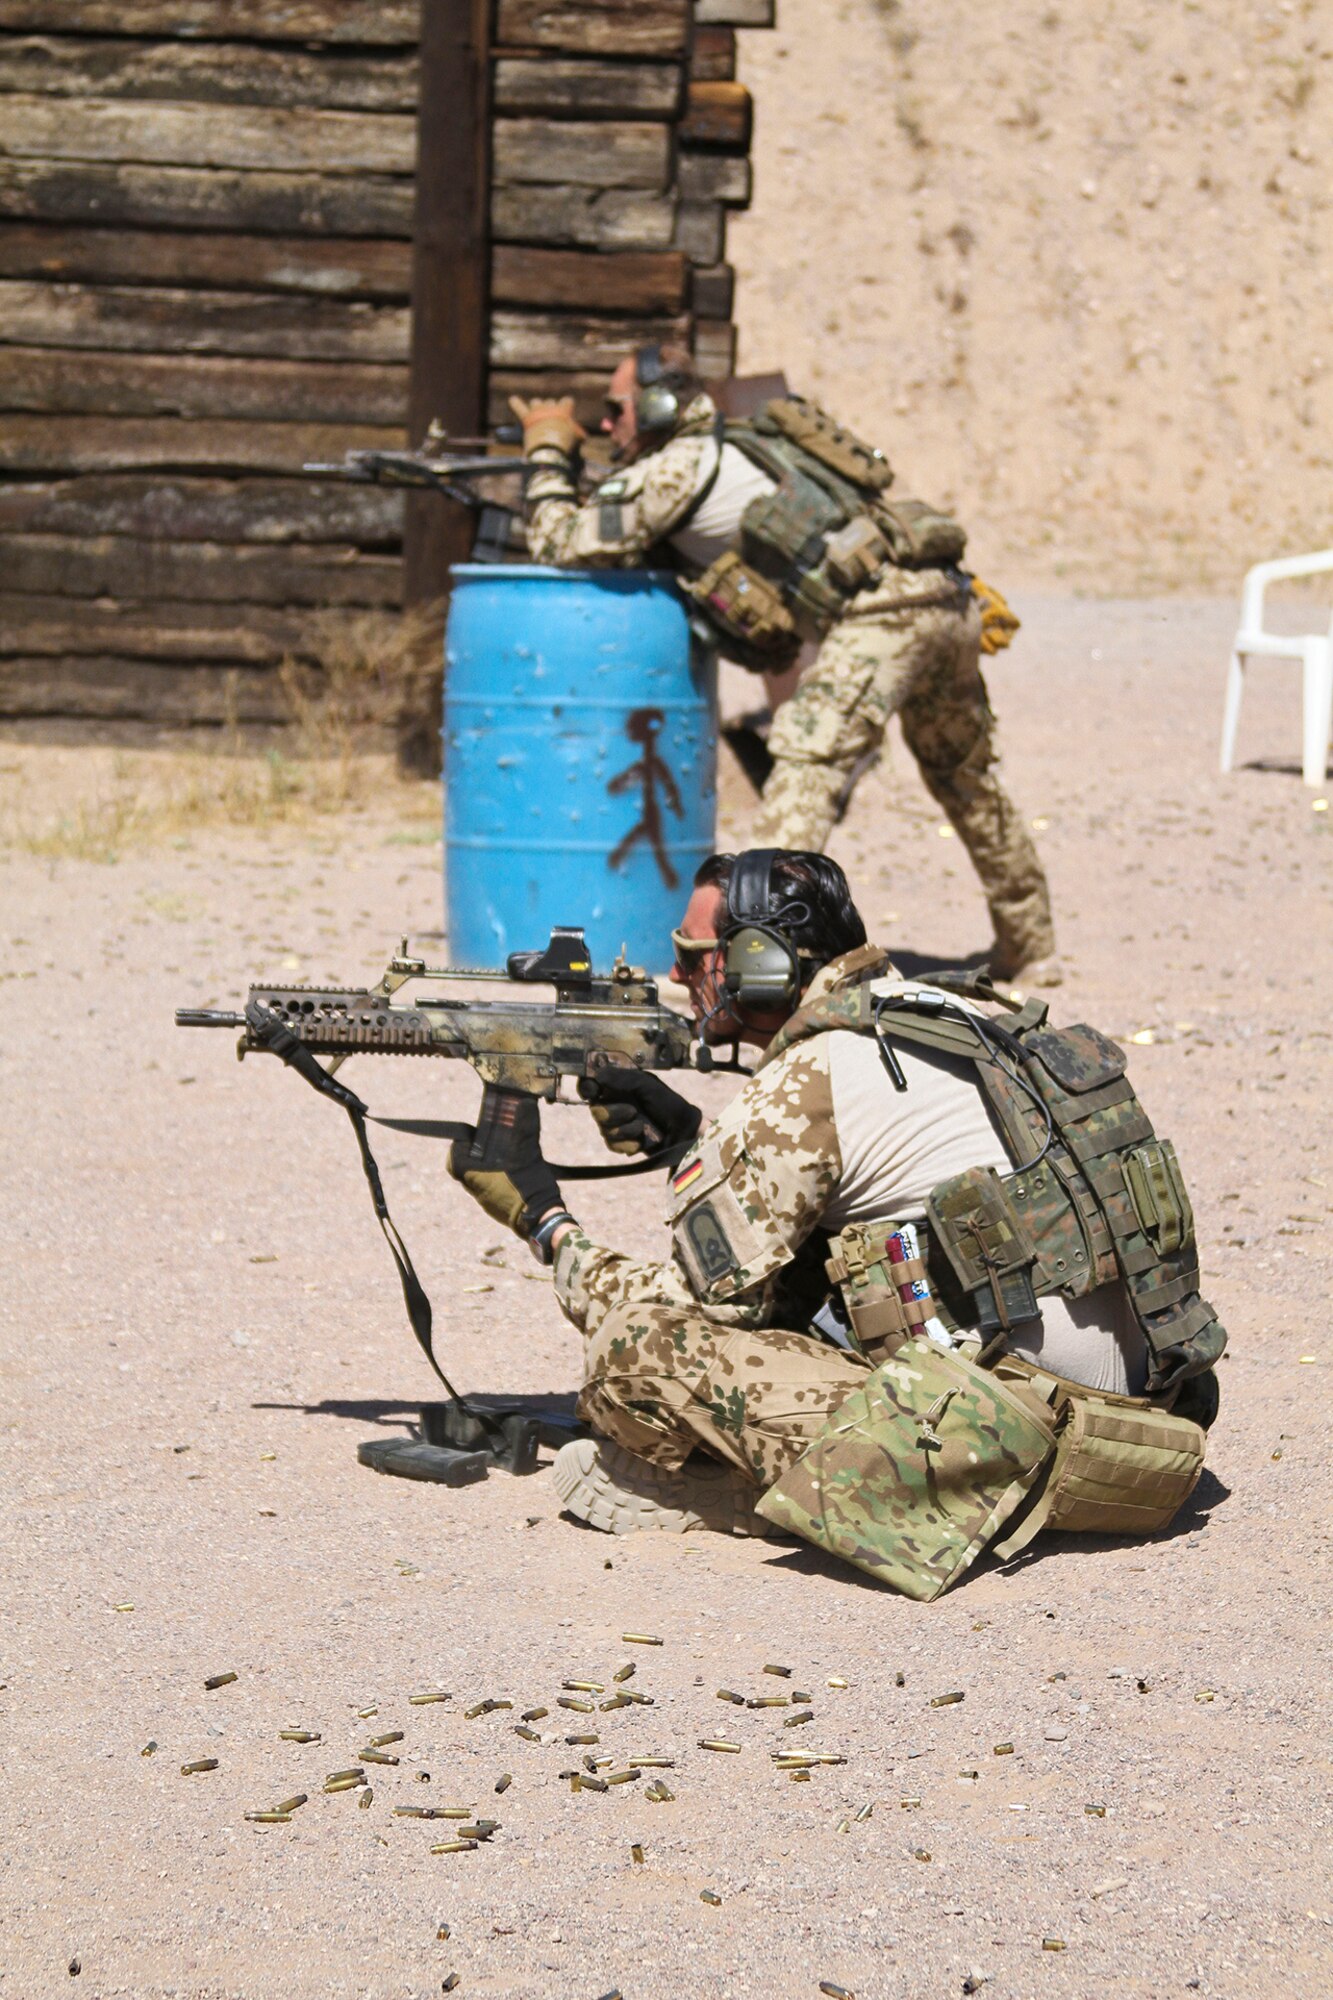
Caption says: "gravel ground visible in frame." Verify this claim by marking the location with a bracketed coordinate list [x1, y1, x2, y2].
[2, 596, 1330, 2000]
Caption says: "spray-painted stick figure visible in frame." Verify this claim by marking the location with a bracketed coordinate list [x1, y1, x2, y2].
[607, 705, 684, 889]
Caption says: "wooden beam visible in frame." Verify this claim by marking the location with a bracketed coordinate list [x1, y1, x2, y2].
[0, 594, 313, 663]
[693, 0, 775, 24]
[493, 119, 671, 191]
[691, 262, 735, 320]
[404, 0, 491, 609]
[0, 94, 417, 176]
[0, 225, 412, 300]
[0, 414, 405, 477]
[0, 3, 419, 41]
[694, 321, 737, 378]
[492, 245, 686, 313]
[0, 475, 404, 546]
[678, 153, 752, 205]
[0, 160, 416, 237]
[0, 534, 402, 607]
[0, 657, 288, 725]
[0, 281, 410, 361]
[490, 310, 689, 371]
[680, 82, 752, 150]
[493, 57, 682, 119]
[492, 184, 675, 251]
[0, 36, 419, 111]
[673, 201, 724, 264]
[495, 1, 688, 58]
[690, 28, 737, 81]
[0, 347, 408, 424]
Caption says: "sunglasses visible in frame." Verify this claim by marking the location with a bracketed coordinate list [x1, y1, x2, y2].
[670, 928, 721, 963]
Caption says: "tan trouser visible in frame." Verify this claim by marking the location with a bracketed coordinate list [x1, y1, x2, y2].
[753, 593, 1055, 969]
[576, 1295, 869, 1487]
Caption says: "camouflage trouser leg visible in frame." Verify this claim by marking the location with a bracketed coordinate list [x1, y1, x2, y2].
[753, 596, 1055, 966]
[577, 1299, 871, 1488]
[898, 614, 1055, 968]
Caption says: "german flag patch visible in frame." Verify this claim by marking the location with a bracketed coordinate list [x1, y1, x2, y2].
[671, 1156, 704, 1194]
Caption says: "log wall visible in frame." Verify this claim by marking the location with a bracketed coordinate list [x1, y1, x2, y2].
[0, 0, 773, 723]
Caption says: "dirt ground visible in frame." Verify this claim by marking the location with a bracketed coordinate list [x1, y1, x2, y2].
[2, 594, 1331, 2000]
[732, 0, 1333, 591]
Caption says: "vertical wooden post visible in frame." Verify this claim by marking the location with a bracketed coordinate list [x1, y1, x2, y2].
[404, 0, 491, 611]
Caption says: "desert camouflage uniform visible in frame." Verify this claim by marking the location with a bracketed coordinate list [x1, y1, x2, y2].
[553, 947, 891, 1485]
[523, 396, 1054, 971]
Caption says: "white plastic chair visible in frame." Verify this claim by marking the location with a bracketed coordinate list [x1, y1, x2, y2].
[1220, 549, 1333, 786]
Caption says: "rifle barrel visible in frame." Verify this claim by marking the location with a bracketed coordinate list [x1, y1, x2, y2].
[176, 1008, 246, 1029]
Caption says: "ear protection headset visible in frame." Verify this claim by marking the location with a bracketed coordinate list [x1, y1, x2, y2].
[721, 849, 811, 1012]
[634, 342, 690, 436]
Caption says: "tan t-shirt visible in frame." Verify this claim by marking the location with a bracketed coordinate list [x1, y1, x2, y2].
[820, 1028, 1148, 1395]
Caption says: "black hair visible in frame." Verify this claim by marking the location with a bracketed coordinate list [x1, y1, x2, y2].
[694, 850, 868, 969]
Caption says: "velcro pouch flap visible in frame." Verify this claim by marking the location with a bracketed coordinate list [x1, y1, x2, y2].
[755, 1340, 1056, 1600]
[1025, 1024, 1126, 1092]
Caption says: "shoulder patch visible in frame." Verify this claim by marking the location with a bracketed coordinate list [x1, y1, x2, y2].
[680, 1202, 740, 1286]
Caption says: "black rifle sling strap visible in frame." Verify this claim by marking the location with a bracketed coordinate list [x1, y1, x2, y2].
[244, 1001, 469, 1405]
[243, 1002, 690, 1401]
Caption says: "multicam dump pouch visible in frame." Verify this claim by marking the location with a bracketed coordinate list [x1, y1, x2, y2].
[755, 1339, 1056, 1601]
[685, 549, 801, 672]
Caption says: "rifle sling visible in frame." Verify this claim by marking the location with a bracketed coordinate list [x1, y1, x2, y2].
[243, 1001, 684, 1415]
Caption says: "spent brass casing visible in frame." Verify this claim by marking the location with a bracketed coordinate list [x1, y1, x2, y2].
[557, 1697, 594, 1713]
[562, 1680, 604, 1693]
[717, 1690, 746, 1705]
[763, 1664, 792, 1677]
[442, 1977, 460, 1994]
[748, 1696, 788, 1708]
[358, 1788, 373, 1810]
[784, 1711, 815, 1728]
[513, 1725, 541, 1742]
[245, 1811, 292, 1824]
[204, 1672, 238, 1690]
[698, 1739, 741, 1753]
[621, 1691, 654, 1706]
[630, 1844, 644, 1864]
[408, 1691, 450, 1706]
[993, 1743, 1014, 1755]
[612, 1663, 636, 1683]
[791, 1692, 813, 1704]
[827, 1676, 850, 1689]
[599, 1694, 632, 1711]
[326, 1768, 365, 1784]
[579, 1774, 609, 1793]
[368, 1731, 404, 1747]
[430, 1839, 478, 1855]
[495, 1773, 512, 1794]
[789, 1770, 811, 1783]
[930, 1691, 965, 1707]
[566, 1732, 600, 1746]
[700, 1889, 722, 1905]
[819, 1983, 856, 1998]
[359, 1748, 399, 1765]
[272, 1794, 308, 1814]
[180, 1759, 218, 1775]
[621, 1633, 663, 1646]
[323, 1778, 364, 1795]
[521, 1707, 549, 1722]
[140, 1741, 157, 1757]
[278, 1730, 320, 1743]
[626, 1756, 674, 1768]
[853, 1801, 874, 1822]
[604, 1768, 641, 1785]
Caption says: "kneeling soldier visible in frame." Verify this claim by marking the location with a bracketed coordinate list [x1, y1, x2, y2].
[449, 850, 1222, 1599]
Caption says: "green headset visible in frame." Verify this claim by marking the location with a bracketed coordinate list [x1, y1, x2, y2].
[634, 342, 691, 437]
[721, 849, 812, 1012]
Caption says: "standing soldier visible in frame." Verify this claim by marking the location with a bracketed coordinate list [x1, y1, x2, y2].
[512, 346, 1058, 986]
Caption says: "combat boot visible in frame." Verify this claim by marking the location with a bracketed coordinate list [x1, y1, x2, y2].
[552, 1437, 772, 1537]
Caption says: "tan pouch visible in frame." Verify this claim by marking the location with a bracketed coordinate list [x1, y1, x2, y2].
[686, 549, 801, 672]
[756, 1339, 1057, 1601]
[993, 1374, 1205, 1555]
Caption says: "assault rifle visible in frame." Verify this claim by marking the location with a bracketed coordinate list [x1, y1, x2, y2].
[176, 929, 698, 1466]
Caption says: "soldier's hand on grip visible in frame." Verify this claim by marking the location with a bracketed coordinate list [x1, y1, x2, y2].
[447, 1093, 563, 1240]
[578, 1071, 703, 1159]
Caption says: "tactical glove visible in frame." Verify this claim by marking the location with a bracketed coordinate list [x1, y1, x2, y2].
[971, 576, 1021, 655]
[578, 1071, 703, 1159]
[447, 1093, 563, 1241]
[509, 393, 587, 457]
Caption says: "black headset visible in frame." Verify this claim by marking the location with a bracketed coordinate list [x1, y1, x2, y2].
[721, 849, 811, 1012]
[634, 342, 690, 437]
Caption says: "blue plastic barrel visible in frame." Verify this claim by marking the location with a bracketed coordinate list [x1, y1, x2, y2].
[443, 565, 717, 972]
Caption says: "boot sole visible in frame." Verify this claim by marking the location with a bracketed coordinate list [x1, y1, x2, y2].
[551, 1438, 769, 1538]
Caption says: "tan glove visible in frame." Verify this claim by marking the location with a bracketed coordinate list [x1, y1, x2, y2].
[972, 576, 1021, 655]
[509, 394, 587, 457]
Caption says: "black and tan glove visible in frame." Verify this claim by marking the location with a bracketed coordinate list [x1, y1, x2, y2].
[447, 1090, 564, 1243]
[577, 1071, 702, 1159]
[509, 393, 587, 458]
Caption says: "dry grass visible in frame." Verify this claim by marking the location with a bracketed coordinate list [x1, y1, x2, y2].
[2, 604, 445, 863]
